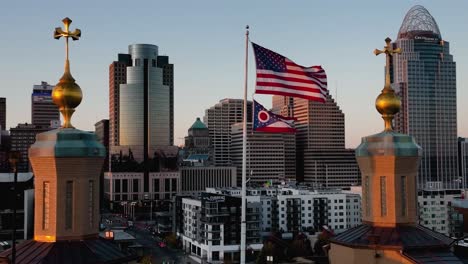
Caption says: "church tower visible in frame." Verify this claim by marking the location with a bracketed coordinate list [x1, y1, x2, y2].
[0, 18, 137, 263]
[328, 37, 461, 263]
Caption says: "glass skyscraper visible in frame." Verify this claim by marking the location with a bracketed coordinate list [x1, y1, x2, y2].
[392, 6, 458, 189]
[119, 44, 171, 147]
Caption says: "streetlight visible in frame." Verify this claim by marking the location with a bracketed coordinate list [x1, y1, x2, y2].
[8, 151, 20, 264]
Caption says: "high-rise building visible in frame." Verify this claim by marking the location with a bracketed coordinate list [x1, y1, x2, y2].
[10, 123, 49, 172]
[392, 5, 458, 189]
[230, 122, 295, 185]
[273, 95, 360, 188]
[328, 34, 461, 264]
[204, 99, 252, 166]
[109, 44, 176, 197]
[109, 44, 173, 151]
[0, 97, 5, 131]
[109, 54, 131, 147]
[31, 81, 59, 128]
[459, 138, 468, 188]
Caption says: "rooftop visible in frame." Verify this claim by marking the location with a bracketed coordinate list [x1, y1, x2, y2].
[398, 5, 441, 40]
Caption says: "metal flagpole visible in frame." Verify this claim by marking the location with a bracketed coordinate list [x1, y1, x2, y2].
[240, 25, 249, 264]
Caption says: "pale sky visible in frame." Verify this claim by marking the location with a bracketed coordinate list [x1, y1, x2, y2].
[0, 0, 467, 148]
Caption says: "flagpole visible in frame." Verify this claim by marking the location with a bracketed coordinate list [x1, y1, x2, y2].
[240, 25, 249, 264]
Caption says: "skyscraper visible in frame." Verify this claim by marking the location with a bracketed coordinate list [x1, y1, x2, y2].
[231, 122, 295, 185]
[31, 81, 60, 128]
[0, 97, 5, 131]
[110, 44, 174, 158]
[273, 95, 360, 188]
[109, 54, 131, 147]
[204, 99, 252, 166]
[392, 5, 458, 189]
[109, 44, 176, 196]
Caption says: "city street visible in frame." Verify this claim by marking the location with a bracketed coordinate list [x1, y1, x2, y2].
[102, 214, 189, 264]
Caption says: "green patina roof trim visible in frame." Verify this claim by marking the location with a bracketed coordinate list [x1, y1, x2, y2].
[29, 128, 106, 158]
[356, 131, 422, 157]
[190, 117, 207, 130]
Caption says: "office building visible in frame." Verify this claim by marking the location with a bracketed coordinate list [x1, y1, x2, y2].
[109, 45, 173, 149]
[109, 44, 175, 198]
[10, 123, 49, 172]
[0, 97, 5, 131]
[328, 32, 461, 263]
[180, 166, 236, 195]
[179, 193, 262, 263]
[418, 189, 463, 236]
[109, 54, 131, 147]
[458, 138, 468, 189]
[104, 171, 180, 202]
[0, 172, 34, 241]
[392, 5, 458, 189]
[272, 94, 361, 188]
[95, 119, 110, 167]
[31, 81, 59, 128]
[204, 99, 252, 166]
[230, 122, 295, 185]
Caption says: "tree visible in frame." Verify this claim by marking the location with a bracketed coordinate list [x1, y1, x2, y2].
[140, 255, 152, 264]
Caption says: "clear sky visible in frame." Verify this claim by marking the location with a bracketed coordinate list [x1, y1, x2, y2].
[0, 0, 467, 148]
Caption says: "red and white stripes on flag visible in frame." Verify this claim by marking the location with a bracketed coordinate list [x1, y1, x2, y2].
[252, 42, 327, 102]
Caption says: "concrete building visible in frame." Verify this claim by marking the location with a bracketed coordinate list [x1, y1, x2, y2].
[104, 172, 180, 202]
[109, 53, 131, 147]
[0, 173, 34, 241]
[207, 185, 361, 234]
[230, 122, 295, 186]
[31, 81, 59, 128]
[180, 166, 236, 196]
[272, 94, 361, 188]
[0, 97, 5, 131]
[392, 6, 459, 189]
[179, 193, 262, 263]
[418, 189, 463, 236]
[10, 123, 49, 172]
[204, 99, 252, 166]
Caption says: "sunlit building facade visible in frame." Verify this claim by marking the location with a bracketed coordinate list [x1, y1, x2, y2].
[392, 6, 458, 189]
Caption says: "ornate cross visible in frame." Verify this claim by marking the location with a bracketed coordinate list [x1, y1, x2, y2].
[374, 37, 402, 132]
[54, 17, 81, 61]
[374, 37, 401, 90]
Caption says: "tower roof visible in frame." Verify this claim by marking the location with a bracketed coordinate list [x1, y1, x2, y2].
[190, 117, 207, 130]
[398, 5, 441, 40]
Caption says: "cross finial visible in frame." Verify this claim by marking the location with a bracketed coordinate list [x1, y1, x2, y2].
[54, 17, 81, 62]
[51, 18, 83, 129]
[374, 37, 402, 132]
[374, 37, 401, 89]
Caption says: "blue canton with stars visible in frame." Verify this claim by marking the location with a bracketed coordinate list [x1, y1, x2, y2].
[252, 43, 287, 72]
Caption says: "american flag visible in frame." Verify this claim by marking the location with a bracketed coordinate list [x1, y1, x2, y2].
[252, 42, 327, 102]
